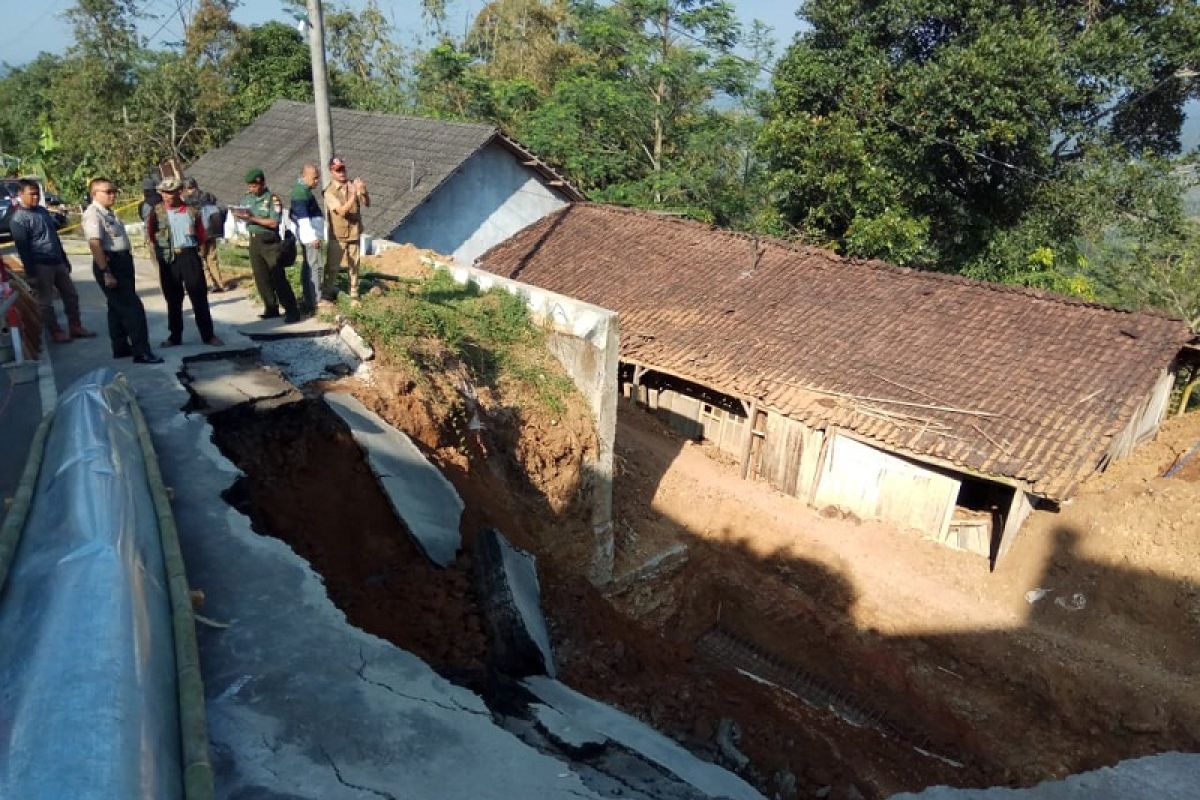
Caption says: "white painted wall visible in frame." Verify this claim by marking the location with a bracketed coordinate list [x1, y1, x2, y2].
[391, 142, 569, 264]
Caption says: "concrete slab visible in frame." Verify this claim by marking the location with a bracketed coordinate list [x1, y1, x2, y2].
[237, 316, 337, 341]
[339, 324, 374, 361]
[532, 704, 608, 753]
[324, 392, 463, 567]
[889, 753, 1200, 799]
[524, 676, 767, 800]
[181, 355, 302, 414]
[475, 528, 556, 677]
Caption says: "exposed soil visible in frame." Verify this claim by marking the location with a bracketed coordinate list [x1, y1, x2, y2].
[211, 349, 1200, 800]
[361, 244, 438, 281]
[211, 399, 487, 673]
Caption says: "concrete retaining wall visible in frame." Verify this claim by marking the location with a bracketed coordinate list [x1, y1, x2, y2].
[373, 244, 618, 585]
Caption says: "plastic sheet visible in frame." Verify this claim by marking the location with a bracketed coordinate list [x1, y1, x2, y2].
[0, 368, 181, 799]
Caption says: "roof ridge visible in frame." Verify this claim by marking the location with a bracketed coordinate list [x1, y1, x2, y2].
[568, 203, 1184, 323]
[270, 98, 497, 133]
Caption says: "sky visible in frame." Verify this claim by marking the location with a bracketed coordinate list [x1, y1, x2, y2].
[6, 1, 807, 67]
[5, 0, 1196, 148]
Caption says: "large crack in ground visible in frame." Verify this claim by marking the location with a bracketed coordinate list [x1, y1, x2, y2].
[200, 382, 765, 800]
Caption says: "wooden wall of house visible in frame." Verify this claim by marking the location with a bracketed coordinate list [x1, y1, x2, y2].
[651, 388, 747, 458]
[811, 434, 960, 539]
[626, 378, 1014, 549]
[1107, 369, 1175, 462]
[758, 412, 825, 500]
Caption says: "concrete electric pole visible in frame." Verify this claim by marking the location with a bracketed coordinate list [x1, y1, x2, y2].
[306, 0, 335, 189]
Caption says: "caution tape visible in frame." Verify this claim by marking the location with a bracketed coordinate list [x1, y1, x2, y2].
[57, 198, 142, 236]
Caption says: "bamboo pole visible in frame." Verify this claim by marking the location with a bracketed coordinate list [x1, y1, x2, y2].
[129, 399, 214, 800]
[0, 412, 55, 594]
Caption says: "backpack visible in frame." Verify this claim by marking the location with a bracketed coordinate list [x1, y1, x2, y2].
[278, 205, 298, 267]
[200, 202, 225, 238]
[280, 230, 298, 268]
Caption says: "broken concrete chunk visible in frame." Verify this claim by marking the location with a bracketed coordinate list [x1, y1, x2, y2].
[715, 718, 750, 772]
[474, 528, 556, 678]
[524, 676, 767, 800]
[180, 353, 302, 413]
[339, 323, 375, 361]
[323, 392, 463, 567]
[532, 703, 608, 755]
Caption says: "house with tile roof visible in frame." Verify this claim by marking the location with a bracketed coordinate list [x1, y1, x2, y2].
[184, 100, 584, 264]
[478, 203, 1196, 563]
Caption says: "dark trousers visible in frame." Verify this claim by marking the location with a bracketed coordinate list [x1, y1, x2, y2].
[158, 247, 214, 343]
[31, 260, 82, 333]
[93, 251, 150, 358]
[249, 233, 298, 317]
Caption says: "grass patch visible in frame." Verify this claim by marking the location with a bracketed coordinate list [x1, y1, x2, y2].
[343, 269, 577, 413]
[217, 241, 304, 300]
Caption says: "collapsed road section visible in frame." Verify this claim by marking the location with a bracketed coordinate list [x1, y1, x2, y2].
[181, 349, 765, 800]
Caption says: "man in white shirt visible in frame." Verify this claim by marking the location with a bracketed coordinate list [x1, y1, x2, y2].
[81, 177, 161, 363]
[290, 163, 327, 311]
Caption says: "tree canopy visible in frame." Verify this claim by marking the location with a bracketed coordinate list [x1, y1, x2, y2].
[2, 0, 1198, 325]
[762, 0, 1200, 290]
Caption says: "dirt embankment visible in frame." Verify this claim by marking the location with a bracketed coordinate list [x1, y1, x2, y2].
[238, 330, 1200, 800]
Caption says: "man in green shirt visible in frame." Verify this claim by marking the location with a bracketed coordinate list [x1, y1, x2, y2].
[233, 168, 300, 322]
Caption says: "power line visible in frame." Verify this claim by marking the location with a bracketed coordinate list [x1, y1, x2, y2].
[143, 0, 187, 46]
[11, 0, 69, 43]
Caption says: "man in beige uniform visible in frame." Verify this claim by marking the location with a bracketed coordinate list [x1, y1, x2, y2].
[322, 155, 369, 301]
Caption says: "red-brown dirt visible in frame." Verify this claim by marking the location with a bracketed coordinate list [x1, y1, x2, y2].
[224, 350, 1200, 800]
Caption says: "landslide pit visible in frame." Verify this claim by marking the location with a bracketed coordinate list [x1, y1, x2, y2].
[203, 355, 1200, 800]
[199, 250, 1200, 798]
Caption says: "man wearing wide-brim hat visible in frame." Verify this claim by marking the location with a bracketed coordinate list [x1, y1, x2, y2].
[145, 176, 223, 347]
[232, 168, 300, 322]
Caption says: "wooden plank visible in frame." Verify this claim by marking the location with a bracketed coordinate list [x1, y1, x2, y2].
[813, 433, 961, 537]
[994, 490, 1034, 565]
[740, 401, 757, 480]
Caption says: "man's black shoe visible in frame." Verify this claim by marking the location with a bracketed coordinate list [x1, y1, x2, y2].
[259, 310, 281, 319]
[133, 353, 165, 364]
[284, 312, 302, 324]
[112, 348, 133, 359]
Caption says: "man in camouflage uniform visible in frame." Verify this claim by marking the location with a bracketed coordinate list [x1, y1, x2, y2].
[234, 168, 299, 322]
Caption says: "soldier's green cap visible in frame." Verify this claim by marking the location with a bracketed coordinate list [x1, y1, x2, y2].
[244, 167, 265, 182]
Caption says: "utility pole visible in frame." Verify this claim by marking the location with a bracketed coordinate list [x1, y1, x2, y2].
[306, 0, 335, 189]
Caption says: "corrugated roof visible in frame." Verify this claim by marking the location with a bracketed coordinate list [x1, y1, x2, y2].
[184, 100, 583, 237]
[478, 204, 1194, 500]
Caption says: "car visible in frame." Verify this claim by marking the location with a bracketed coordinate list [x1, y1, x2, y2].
[0, 178, 67, 240]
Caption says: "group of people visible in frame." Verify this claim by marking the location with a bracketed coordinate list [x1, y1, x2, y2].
[5, 155, 369, 366]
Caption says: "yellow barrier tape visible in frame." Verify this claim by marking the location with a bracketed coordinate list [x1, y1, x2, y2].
[57, 198, 143, 236]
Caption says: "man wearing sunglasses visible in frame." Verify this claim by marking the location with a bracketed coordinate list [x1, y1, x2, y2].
[82, 178, 161, 363]
[322, 155, 369, 302]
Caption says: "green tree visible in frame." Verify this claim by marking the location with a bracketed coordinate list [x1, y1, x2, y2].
[762, 0, 1200, 280]
[324, 0, 411, 112]
[517, 0, 769, 221]
[227, 21, 313, 128]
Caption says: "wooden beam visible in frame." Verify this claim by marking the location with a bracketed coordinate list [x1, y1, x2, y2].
[739, 401, 758, 480]
[993, 489, 1035, 568]
[629, 364, 648, 407]
[808, 425, 835, 506]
